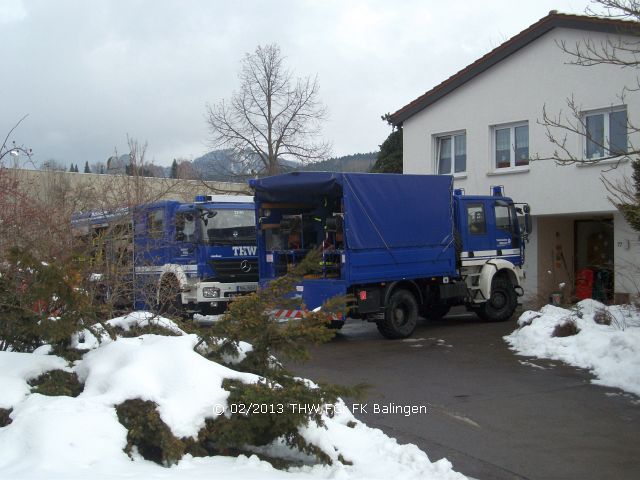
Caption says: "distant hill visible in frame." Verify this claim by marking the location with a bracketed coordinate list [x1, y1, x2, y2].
[192, 150, 257, 182]
[299, 152, 378, 173]
[191, 150, 379, 181]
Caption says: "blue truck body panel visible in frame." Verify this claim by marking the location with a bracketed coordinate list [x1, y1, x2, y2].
[251, 172, 459, 310]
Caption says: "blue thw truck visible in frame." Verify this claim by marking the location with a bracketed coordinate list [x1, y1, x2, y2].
[249, 172, 531, 338]
[71, 195, 258, 317]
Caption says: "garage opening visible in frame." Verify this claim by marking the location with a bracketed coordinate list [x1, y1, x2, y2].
[574, 218, 614, 303]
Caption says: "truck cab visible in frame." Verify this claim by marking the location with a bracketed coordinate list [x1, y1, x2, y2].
[134, 196, 258, 314]
[72, 195, 258, 318]
[455, 187, 525, 266]
[453, 187, 530, 320]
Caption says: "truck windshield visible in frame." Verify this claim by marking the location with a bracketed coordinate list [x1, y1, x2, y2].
[200, 208, 256, 246]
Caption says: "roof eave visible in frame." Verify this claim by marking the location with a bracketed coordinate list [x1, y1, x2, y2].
[388, 13, 640, 126]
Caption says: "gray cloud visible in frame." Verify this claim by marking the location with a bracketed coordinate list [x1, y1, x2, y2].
[1, 0, 593, 167]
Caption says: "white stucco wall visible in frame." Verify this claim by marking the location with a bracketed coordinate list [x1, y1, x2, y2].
[402, 27, 637, 216]
[401, 26, 640, 301]
[614, 211, 640, 297]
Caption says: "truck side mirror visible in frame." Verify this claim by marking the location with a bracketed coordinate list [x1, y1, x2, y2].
[523, 204, 532, 234]
[515, 203, 532, 236]
[524, 213, 532, 235]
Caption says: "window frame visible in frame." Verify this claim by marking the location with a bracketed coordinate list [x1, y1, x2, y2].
[146, 210, 164, 239]
[466, 203, 486, 235]
[491, 121, 529, 171]
[434, 130, 467, 176]
[582, 106, 628, 160]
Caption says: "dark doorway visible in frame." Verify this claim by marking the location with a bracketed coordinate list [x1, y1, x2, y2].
[574, 218, 614, 303]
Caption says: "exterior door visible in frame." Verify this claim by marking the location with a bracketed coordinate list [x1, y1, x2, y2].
[463, 200, 494, 257]
[171, 209, 198, 276]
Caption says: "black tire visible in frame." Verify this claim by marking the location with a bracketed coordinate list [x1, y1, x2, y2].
[157, 275, 183, 317]
[478, 275, 517, 322]
[329, 320, 345, 330]
[421, 304, 451, 321]
[377, 289, 418, 339]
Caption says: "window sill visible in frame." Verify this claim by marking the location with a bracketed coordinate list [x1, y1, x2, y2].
[487, 167, 530, 176]
[453, 173, 467, 179]
[576, 157, 629, 167]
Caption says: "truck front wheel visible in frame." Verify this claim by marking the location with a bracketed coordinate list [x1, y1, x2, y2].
[478, 276, 517, 322]
[377, 289, 418, 339]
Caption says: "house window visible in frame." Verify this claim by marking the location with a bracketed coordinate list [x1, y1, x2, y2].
[584, 107, 627, 159]
[493, 122, 529, 169]
[436, 132, 466, 175]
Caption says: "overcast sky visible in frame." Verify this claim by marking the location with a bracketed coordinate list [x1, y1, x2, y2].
[1, 0, 596, 168]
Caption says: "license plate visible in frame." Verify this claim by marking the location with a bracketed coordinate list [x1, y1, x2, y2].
[237, 285, 256, 292]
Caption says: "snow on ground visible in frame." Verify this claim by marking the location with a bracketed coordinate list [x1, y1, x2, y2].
[0, 312, 466, 480]
[505, 299, 640, 396]
[70, 311, 187, 349]
[0, 351, 69, 409]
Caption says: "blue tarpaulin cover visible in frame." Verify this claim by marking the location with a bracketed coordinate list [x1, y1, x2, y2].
[341, 173, 453, 250]
[251, 172, 454, 250]
[250, 172, 343, 203]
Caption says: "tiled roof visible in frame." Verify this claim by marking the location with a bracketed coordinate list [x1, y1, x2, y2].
[389, 12, 639, 126]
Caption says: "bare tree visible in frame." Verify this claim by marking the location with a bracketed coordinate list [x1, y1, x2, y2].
[1, 115, 32, 166]
[206, 43, 330, 176]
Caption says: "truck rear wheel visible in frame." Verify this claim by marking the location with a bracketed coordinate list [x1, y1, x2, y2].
[478, 276, 517, 322]
[377, 289, 418, 339]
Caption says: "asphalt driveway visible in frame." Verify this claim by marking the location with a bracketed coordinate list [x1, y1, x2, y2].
[289, 309, 640, 480]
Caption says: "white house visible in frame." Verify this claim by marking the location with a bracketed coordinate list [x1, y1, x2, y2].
[390, 12, 640, 306]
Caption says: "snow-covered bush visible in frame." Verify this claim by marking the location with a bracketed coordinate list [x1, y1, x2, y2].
[505, 299, 640, 396]
[0, 247, 103, 353]
[204, 249, 339, 376]
[197, 249, 365, 464]
[551, 318, 580, 337]
[116, 398, 185, 467]
[0, 408, 11, 427]
[28, 369, 83, 397]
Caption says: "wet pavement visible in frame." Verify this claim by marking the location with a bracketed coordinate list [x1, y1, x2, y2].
[289, 309, 640, 480]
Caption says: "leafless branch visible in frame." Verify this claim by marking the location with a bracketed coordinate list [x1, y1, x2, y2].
[206, 43, 330, 176]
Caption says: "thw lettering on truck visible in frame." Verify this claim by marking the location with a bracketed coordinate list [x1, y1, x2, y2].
[233, 246, 257, 256]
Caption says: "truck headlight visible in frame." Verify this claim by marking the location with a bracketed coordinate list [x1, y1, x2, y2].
[203, 287, 220, 298]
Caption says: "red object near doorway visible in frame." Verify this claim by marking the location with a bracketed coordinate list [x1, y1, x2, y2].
[575, 268, 594, 300]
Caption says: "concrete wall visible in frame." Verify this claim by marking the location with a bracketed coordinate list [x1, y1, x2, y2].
[10, 168, 249, 209]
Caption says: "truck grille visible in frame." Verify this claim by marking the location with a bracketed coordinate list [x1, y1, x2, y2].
[209, 259, 258, 282]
